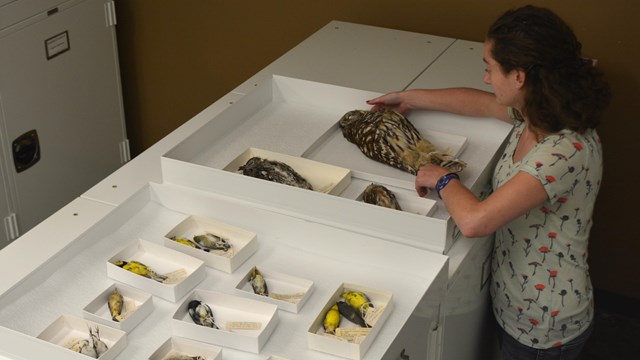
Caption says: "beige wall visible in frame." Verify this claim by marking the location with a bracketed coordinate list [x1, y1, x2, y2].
[114, 0, 640, 299]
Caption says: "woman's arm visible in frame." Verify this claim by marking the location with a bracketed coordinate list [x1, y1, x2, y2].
[367, 88, 512, 123]
[416, 164, 548, 238]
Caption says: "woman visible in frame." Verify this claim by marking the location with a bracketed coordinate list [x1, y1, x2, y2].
[367, 5, 610, 360]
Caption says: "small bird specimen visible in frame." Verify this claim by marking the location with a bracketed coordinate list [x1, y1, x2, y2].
[321, 289, 379, 337]
[163, 352, 206, 360]
[250, 267, 269, 296]
[323, 303, 341, 335]
[171, 236, 199, 248]
[238, 156, 314, 190]
[362, 183, 402, 210]
[107, 288, 124, 322]
[66, 338, 97, 358]
[193, 233, 231, 252]
[188, 300, 219, 329]
[89, 326, 109, 358]
[113, 260, 168, 283]
[343, 290, 374, 316]
[339, 109, 467, 174]
[64, 325, 108, 358]
[336, 300, 370, 328]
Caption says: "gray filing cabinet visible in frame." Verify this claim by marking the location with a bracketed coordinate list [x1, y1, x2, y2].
[0, 0, 129, 247]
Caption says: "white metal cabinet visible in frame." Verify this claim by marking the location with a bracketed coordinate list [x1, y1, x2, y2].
[0, 0, 128, 244]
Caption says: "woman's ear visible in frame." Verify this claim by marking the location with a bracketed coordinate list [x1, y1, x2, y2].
[515, 69, 526, 89]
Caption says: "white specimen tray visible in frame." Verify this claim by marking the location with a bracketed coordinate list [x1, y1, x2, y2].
[148, 336, 223, 360]
[164, 215, 258, 273]
[163, 74, 466, 190]
[172, 289, 279, 354]
[37, 315, 127, 360]
[308, 283, 393, 360]
[224, 147, 352, 195]
[235, 266, 314, 313]
[107, 239, 207, 302]
[341, 180, 437, 217]
[0, 181, 449, 360]
[82, 282, 153, 333]
[162, 75, 464, 253]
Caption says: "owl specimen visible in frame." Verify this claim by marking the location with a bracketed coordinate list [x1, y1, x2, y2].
[362, 183, 402, 211]
[339, 109, 466, 175]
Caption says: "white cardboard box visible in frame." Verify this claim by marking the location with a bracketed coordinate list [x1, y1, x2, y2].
[172, 289, 279, 354]
[82, 282, 153, 333]
[224, 147, 352, 195]
[107, 239, 206, 302]
[148, 336, 222, 360]
[37, 315, 127, 360]
[164, 215, 257, 273]
[308, 283, 393, 360]
[234, 265, 314, 313]
[354, 182, 437, 217]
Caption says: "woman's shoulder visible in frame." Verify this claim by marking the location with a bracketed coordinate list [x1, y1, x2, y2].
[539, 128, 601, 155]
[526, 128, 602, 178]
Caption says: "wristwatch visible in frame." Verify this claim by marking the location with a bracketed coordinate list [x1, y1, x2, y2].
[435, 172, 460, 199]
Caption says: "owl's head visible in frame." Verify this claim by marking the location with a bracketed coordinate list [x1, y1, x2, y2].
[339, 109, 367, 126]
[339, 110, 369, 139]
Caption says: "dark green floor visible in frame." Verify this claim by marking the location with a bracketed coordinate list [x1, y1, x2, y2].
[578, 289, 640, 359]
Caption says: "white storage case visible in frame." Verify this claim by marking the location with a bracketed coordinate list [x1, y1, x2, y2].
[308, 283, 393, 360]
[235, 266, 314, 313]
[82, 282, 153, 332]
[161, 75, 473, 253]
[37, 315, 127, 360]
[148, 336, 223, 360]
[172, 289, 279, 354]
[164, 215, 258, 273]
[0, 181, 449, 359]
[107, 239, 206, 302]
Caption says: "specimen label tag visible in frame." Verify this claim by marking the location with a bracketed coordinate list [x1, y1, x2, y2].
[335, 327, 371, 343]
[270, 292, 305, 303]
[364, 305, 385, 326]
[226, 321, 262, 331]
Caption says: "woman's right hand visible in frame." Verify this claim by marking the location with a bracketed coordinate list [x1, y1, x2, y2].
[366, 91, 412, 114]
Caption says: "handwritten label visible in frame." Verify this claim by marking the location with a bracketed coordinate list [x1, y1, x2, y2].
[270, 292, 305, 303]
[364, 305, 385, 326]
[335, 327, 371, 343]
[226, 321, 262, 331]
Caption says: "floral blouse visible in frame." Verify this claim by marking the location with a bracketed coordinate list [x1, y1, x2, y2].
[490, 108, 602, 348]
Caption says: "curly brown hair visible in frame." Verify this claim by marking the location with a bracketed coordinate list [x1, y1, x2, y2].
[487, 5, 611, 133]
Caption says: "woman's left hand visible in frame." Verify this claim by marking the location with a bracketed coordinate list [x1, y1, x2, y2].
[415, 164, 449, 197]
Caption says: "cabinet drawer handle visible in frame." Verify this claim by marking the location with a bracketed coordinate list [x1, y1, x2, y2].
[400, 348, 410, 359]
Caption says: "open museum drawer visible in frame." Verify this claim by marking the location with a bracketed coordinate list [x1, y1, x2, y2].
[160, 75, 494, 253]
[0, 181, 449, 359]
